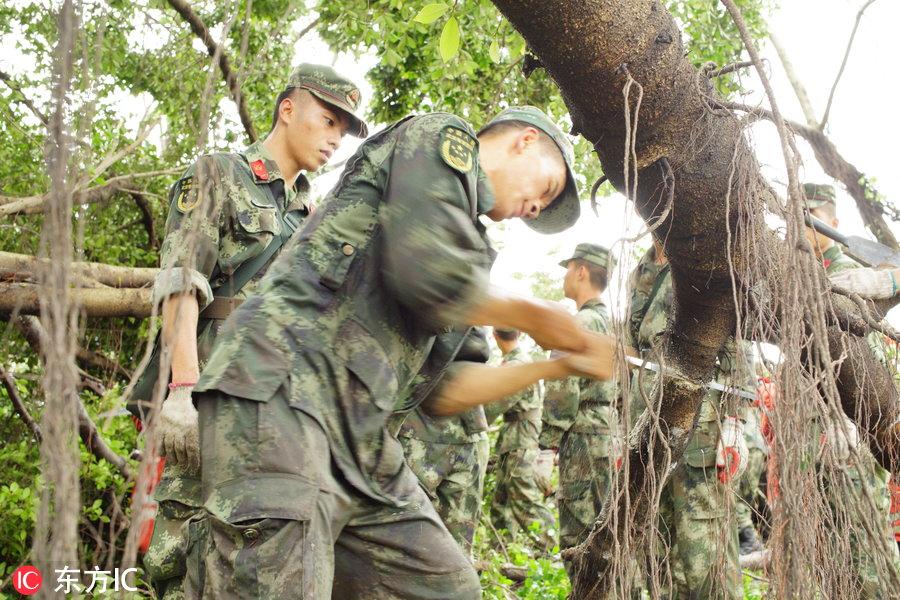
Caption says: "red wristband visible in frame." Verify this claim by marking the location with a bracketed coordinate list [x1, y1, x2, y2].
[168, 381, 196, 390]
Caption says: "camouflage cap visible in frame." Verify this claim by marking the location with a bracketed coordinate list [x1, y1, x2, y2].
[802, 182, 836, 209]
[480, 106, 580, 234]
[287, 63, 368, 138]
[558, 243, 617, 273]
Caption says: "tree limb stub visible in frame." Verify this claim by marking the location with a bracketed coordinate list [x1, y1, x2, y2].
[166, 0, 257, 143]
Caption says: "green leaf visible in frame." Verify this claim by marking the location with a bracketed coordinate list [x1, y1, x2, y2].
[488, 40, 501, 64]
[439, 16, 460, 62]
[413, 2, 448, 24]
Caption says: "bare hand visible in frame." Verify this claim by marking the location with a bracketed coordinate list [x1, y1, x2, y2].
[561, 333, 618, 381]
[524, 300, 590, 353]
[158, 386, 200, 470]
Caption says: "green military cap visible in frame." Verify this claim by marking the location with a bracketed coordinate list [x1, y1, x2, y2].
[802, 182, 836, 209]
[558, 243, 617, 272]
[480, 106, 580, 234]
[287, 63, 368, 138]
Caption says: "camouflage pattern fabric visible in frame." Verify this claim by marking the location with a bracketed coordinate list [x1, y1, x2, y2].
[736, 405, 767, 532]
[187, 387, 481, 599]
[143, 141, 311, 599]
[821, 245, 899, 597]
[486, 347, 555, 548]
[191, 113, 498, 598]
[625, 248, 742, 599]
[397, 428, 489, 555]
[541, 298, 620, 561]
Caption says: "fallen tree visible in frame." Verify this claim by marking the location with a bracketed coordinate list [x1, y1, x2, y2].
[490, 0, 900, 596]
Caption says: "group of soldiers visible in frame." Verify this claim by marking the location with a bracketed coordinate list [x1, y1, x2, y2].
[131, 62, 900, 599]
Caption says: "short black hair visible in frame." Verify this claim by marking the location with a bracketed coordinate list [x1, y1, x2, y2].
[494, 328, 520, 342]
[478, 120, 562, 165]
[271, 88, 296, 132]
[572, 258, 608, 291]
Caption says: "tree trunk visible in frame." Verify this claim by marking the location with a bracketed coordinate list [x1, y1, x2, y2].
[490, 0, 899, 596]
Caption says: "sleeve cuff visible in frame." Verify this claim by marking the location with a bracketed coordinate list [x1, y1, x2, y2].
[152, 267, 214, 309]
[432, 269, 490, 328]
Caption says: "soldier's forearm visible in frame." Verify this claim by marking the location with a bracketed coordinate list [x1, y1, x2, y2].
[424, 359, 570, 417]
[161, 291, 200, 385]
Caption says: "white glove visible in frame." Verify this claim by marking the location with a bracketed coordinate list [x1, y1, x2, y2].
[534, 449, 557, 497]
[821, 415, 860, 464]
[158, 385, 200, 470]
[829, 268, 896, 299]
[716, 416, 748, 484]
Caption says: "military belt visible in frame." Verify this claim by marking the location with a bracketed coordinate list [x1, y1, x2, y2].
[200, 297, 244, 320]
[503, 407, 541, 423]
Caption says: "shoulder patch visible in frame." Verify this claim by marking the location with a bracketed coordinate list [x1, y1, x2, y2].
[175, 176, 200, 213]
[439, 125, 476, 173]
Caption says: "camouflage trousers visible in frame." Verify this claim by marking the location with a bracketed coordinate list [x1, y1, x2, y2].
[651, 462, 741, 600]
[188, 387, 481, 599]
[142, 462, 203, 600]
[399, 433, 489, 556]
[736, 446, 767, 532]
[557, 431, 615, 565]
[824, 457, 900, 599]
[490, 447, 556, 550]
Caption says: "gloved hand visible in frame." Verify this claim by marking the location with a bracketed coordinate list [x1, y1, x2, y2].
[820, 415, 860, 464]
[158, 385, 200, 470]
[534, 449, 557, 498]
[716, 416, 748, 484]
[829, 268, 896, 299]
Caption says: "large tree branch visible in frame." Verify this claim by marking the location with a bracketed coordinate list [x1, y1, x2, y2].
[166, 0, 257, 142]
[0, 283, 152, 317]
[0, 168, 181, 216]
[0, 251, 157, 288]
[723, 101, 899, 249]
[490, 1, 900, 596]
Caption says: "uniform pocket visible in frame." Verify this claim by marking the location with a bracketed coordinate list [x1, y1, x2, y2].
[683, 423, 719, 468]
[332, 319, 399, 411]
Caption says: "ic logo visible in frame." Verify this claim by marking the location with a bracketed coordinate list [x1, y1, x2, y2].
[11, 565, 42, 595]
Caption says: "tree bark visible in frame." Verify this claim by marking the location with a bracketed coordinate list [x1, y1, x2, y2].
[490, 0, 900, 596]
[0, 251, 158, 288]
[1, 283, 152, 317]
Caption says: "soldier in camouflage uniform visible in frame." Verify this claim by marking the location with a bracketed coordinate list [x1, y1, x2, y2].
[736, 398, 767, 554]
[804, 182, 899, 598]
[541, 243, 620, 570]
[390, 328, 492, 556]
[135, 64, 367, 599]
[486, 328, 556, 549]
[625, 241, 745, 599]
[186, 106, 619, 598]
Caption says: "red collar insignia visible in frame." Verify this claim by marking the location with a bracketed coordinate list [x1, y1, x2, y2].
[250, 159, 269, 181]
[822, 259, 832, 269]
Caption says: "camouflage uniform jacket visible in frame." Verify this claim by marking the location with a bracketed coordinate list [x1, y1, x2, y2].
[627, 253, 744, 465]
[153, 141, 312, 365]
[540, 298, 617, 449]
[196, 113, 495, 507]
[484, 346, 543, 455]
[392, 328, 490, 445]
[822, 245, 891, 488]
